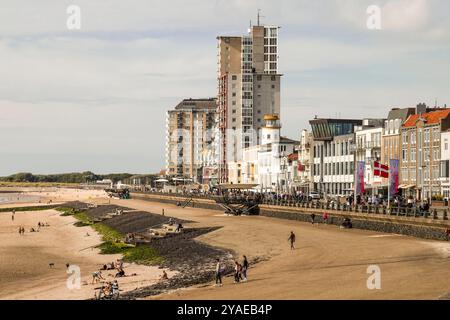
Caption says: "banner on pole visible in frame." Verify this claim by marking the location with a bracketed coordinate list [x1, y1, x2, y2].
[355, 161, 365, 195]
[389, 159, 399, 196]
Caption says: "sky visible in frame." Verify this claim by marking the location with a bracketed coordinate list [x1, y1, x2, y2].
[1, 0, 449, 175]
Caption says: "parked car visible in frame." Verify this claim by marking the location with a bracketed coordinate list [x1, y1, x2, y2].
[309, 191, 321, 200]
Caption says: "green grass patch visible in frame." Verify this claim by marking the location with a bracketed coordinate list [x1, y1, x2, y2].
[97, 242, 134, 254]
[0, 205, 60, 213]
[0, 182, 80, 187]
[71, 210, 163, 265]
[73, 211, 92, 225]
[92, 223, 123, 243]
[122, 246, 163, 265]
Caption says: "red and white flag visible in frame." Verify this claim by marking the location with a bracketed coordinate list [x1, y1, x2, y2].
[374, 161, 389, 178]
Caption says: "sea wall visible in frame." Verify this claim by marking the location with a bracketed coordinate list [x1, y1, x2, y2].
[259, 205, 449, 241]
[131, 192, 222, 211]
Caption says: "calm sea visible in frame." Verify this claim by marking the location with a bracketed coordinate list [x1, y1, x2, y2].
[0, 193, 41, 204]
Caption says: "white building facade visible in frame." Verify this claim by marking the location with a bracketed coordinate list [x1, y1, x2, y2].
[355, 120, 385, 193]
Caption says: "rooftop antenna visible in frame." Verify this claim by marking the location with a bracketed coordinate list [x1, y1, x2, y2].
[257, 9, 265, 26]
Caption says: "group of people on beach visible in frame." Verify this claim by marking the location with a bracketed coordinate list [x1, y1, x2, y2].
[98, 259, 132, 279]
[215, 255, 249, 287]
[17, 221, 50, 235]
[95, 280, 120, 300]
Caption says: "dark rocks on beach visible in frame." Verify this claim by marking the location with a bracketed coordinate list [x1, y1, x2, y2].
[101, 211, 190, 234]
[60, 201, 90, 211]
[69, 203, 256, 299]
[85, 205, 132, 220]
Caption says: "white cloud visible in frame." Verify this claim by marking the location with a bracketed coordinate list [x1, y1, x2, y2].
[0, 0, 449, 175]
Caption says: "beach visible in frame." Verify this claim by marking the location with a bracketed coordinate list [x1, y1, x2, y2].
[1, 187, 450, 300]
[0, 189, 176, 300]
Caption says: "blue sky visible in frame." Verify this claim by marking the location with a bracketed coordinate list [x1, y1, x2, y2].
[1, 0, 449, 175]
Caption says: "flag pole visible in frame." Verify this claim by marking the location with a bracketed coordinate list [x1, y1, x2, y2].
[387, 159, 391, 208]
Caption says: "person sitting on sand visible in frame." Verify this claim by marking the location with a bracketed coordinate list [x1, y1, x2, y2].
[111, 280, 120, 299]
[115, 268, 125, 278]
[160, 270, 168, 281]
[175, 223, 183, 233]
[168, 218, 174, 226]
[102, 282, 112, 297]
[446, 228, 450, 241]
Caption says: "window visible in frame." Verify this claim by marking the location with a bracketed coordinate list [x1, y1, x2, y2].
[411, 132, 416, 144]
[402, 132, 408, 144]
[271, 76, 276, 81]
[232, 110, 236, 114]
[402, 149, 407, 161]
[232, 75, 237, 80]
[410, 148, 416, 162]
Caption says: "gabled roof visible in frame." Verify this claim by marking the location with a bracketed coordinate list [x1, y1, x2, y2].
[280, 136, 299, 144]
[174, 98, 217, 110]
[403, 109, 450, 128]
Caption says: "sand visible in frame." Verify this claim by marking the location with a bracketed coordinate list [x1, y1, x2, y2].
[0, 207, 176, 300]
[3, 187, 450, 300]
[102, 198, 450, 300]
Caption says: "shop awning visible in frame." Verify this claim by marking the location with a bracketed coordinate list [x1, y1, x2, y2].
[219, 183, 259, 190]
[399, 184, 416, 189]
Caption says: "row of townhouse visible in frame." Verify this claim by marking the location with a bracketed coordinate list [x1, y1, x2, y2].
[287, 104, 450, 199]
[164, 100, 450, 201]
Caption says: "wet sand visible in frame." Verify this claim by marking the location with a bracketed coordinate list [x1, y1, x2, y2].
[103, 198, 450, 300]
[4, 188, 450, 300]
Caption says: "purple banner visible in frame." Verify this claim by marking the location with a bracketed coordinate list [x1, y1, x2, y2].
[390, 159, 399, 196]
[355, 161, 365, 195]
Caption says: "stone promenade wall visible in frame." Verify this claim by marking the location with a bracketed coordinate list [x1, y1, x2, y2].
[131, 193, 450, 241]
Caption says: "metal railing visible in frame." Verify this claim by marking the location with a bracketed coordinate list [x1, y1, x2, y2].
[130, 191, 449, 221]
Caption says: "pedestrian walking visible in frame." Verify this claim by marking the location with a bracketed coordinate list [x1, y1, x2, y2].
[12, 209, 15, 221]
[323, 212, 329, 224]
[234, 260, 242, 283]
[310, 213, 316, 225]
[288, 231, 296, 250]
[242, 255, 249, 282]
[215, 259, 222, 287]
